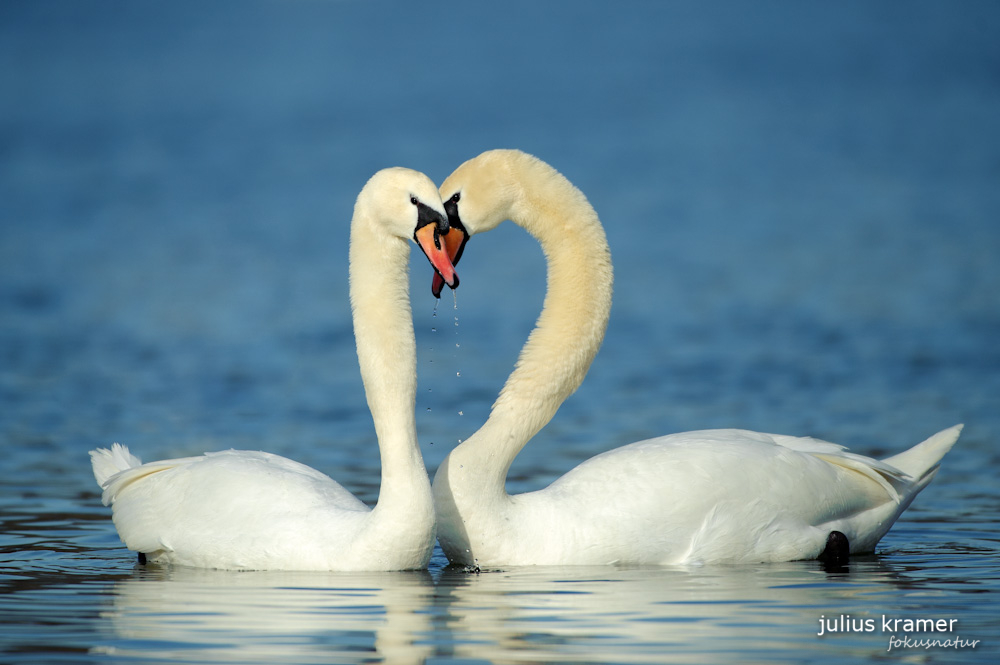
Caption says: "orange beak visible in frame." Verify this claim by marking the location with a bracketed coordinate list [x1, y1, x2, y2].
[431, 222, 469, 298]
[415, 223, 459, 292]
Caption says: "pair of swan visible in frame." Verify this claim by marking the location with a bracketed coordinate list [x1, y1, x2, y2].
[91, 150, 961, 570]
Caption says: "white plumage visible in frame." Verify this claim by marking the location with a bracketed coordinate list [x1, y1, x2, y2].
[432, 150, 961, 567]
[90, 167, 457, 571]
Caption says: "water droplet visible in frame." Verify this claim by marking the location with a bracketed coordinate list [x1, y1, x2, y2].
[458, 410, 463, 416]
[455, 343, 460, 348]
[426, 407, 432, 412]
[456, 371, 461, 377]
[431, 327, 436, 332]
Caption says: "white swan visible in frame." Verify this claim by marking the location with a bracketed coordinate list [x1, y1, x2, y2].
[90, 167, 459, 571]
[431, 149, 962, 567]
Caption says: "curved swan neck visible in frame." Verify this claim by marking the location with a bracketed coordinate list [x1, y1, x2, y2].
[455, 151, 614, 483]
[348, 203, 427, 511]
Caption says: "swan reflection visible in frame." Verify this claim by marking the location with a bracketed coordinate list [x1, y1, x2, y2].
[432, 562, 890, 664]
[95, 566, 435, 664]
[96, 557, 904, 664]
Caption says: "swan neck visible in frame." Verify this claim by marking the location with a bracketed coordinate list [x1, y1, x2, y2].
[349, 207, 429, 512]
[455, 156, 613, 485]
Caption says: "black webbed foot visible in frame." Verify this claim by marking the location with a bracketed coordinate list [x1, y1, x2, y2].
[817, 531, 850, 570]
[137, 552, 147, 565]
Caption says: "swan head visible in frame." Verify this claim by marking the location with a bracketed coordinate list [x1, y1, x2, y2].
[439, 150, 524, 235]
[359, 167, 459, 290]
[430, 150, 529, 297]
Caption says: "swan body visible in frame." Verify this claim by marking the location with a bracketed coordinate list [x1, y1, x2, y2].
[91, 167, 458, 571]
[432, 149, 962, 567]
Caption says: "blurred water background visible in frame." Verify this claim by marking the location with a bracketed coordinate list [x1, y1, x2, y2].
[1, 1, 998, 663]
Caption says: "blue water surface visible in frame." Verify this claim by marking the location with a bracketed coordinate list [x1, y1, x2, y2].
[2, 1, 998, 663]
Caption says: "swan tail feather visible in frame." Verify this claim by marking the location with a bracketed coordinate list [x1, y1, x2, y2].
[881, 424, 963, 485]
[90, 443, 142, 487]
[90, 444, 188, 507]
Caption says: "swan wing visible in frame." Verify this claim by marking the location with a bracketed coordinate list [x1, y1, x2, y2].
[529, 429, 912, 564]
[98, 448, 369, 569]
[766, 433, 908, 502]
[553, 429, 902, 516]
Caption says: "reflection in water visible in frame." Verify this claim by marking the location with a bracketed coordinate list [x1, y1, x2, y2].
[95, 567, 435, 664]
[432, 561, 904, 664]
[95, 558, 914, 664]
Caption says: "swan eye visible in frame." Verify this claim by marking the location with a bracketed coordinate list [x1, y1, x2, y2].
[449, 193, 461, 203]
[410, 196, 419, 205]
